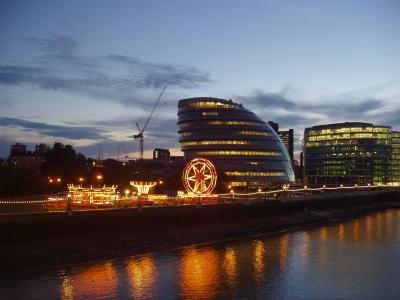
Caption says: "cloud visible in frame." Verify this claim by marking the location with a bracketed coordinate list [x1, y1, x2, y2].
[0, 117, 106, 140]
[0, 35, 212, 106]
[238, 90, 297, 110]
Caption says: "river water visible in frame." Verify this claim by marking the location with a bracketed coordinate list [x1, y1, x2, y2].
[2, 209, 400, 299]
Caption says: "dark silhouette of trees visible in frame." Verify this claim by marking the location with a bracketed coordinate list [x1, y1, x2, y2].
[41, 143, 88, 189]
[0, 165, 45, 197]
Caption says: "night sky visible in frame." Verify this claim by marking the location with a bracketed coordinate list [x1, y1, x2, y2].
[1, 0, 399, 159]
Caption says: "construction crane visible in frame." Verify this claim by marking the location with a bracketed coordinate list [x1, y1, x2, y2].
[134, 86, 167, 160]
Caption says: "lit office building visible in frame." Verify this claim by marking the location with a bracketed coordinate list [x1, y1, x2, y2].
[391, 131, 400, 185]
[303, 122, 397, 186]
[267, 121, 294, 161]
[177, 97, 295, 190]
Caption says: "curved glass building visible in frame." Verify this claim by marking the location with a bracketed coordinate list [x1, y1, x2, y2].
[177, 97, 295, 190]
[304, 122, 394, 186]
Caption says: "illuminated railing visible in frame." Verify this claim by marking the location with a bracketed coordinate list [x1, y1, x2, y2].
[0, 184, 399, 208]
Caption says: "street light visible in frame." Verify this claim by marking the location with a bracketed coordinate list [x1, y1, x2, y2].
[57, 178, 61, 183]
[125, 189, 130, 199]
[96, 175, 103, 180]
[79, 177, 84, 182]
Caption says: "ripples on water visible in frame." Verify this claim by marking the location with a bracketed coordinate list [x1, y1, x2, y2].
[2, 209, 400, 299]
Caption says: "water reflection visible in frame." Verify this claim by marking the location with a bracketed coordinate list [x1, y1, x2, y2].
[126, 256, 158, 299]
[223, 247, 237, 285]
[253, 240, 265, 281]
[2, 209, 400, 299]
[179, 247, 219, 300]
[60, 262, 118, 299]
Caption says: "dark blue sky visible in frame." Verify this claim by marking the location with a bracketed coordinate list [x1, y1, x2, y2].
[0, 0, 399, 159]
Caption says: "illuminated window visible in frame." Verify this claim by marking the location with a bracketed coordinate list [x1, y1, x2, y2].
[225, 171, 285, 177]
[208, 120, 264, 126]
[182, 140, 252, 146]
[202, 112, 219, 116]
[186, 101, 239, 109]
[238, 130, 271, 136]
[196, 150, 280, 156]
[230, 182, 248, 186]
[180, 132, 191, 136]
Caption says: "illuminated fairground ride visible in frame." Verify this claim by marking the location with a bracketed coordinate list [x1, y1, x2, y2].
[67, 184, 119, 207]
[182, 158, 217, 195]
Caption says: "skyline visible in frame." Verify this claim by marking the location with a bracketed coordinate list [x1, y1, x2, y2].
[1, 0, 399, 159]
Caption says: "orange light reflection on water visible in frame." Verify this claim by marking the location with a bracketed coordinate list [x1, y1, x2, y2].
[223, 247, 237, 285]
[126, 256, 158, 299]
[179, 247, 219, 300]
[253, 240, 265, 281]
[60, 262, 118, 299]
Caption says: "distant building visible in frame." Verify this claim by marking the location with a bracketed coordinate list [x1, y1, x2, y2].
[303, 122, 399, 186]
[268, 121, 294, 161]
[35, 143, 49, 155]
[8, 143, 48, 168]
[153, 148, 170, 160]
[10, 143, 27, 156]
[267, 121, 279, 132]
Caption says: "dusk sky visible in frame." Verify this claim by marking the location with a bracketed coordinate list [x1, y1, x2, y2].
[1, 0, 399, 159]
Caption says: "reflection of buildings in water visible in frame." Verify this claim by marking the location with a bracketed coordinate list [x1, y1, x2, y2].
[338, 223, 345, 241]
[278, 234, 290, 268]
[385, 210, 394, 240]
[253, 240, 265, 281]
[366, 215, 372, 242]
[179, 247, 219, 300]
[60, 271, 73, 300]
[60, 262, 118, 299]
[321, 209, 400, 246]
[126, 256, 158, 299]
[223, 247, 237, 285]
[319, 227, 328, 240]
[301, 232, 310, 262]
[351, 219, 361, 242]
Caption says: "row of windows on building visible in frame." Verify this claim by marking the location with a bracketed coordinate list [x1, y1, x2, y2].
[179, 120, 264, 127]
[195, 150, 281, 157]
[179, 131, 272, 137]
[304, 123, 400, 185]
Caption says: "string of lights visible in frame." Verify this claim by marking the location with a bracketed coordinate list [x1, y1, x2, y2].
[0, 184, 398, 205]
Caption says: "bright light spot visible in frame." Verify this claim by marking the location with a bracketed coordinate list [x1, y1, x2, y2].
[57, 178, 61, 183]
[96, 175, 103, 180]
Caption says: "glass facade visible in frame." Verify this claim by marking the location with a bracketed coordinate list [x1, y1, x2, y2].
[178, 97, 295, 190]
[390, 131, 400, 185]
[304, 122, 398, 186]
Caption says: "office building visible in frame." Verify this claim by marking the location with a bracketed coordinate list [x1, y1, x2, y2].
[303, 122, 396, 185]
[177, 97, 295, 190]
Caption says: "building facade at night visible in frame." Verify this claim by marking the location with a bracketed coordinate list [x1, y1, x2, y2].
[304, 122, 399, 186]
[391, 131, 400, 185]
[177, 97, 295, 190]
[268, 121, 294, 161]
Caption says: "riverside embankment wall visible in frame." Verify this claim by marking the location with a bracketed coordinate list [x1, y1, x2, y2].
[1, 190, 399, 238]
